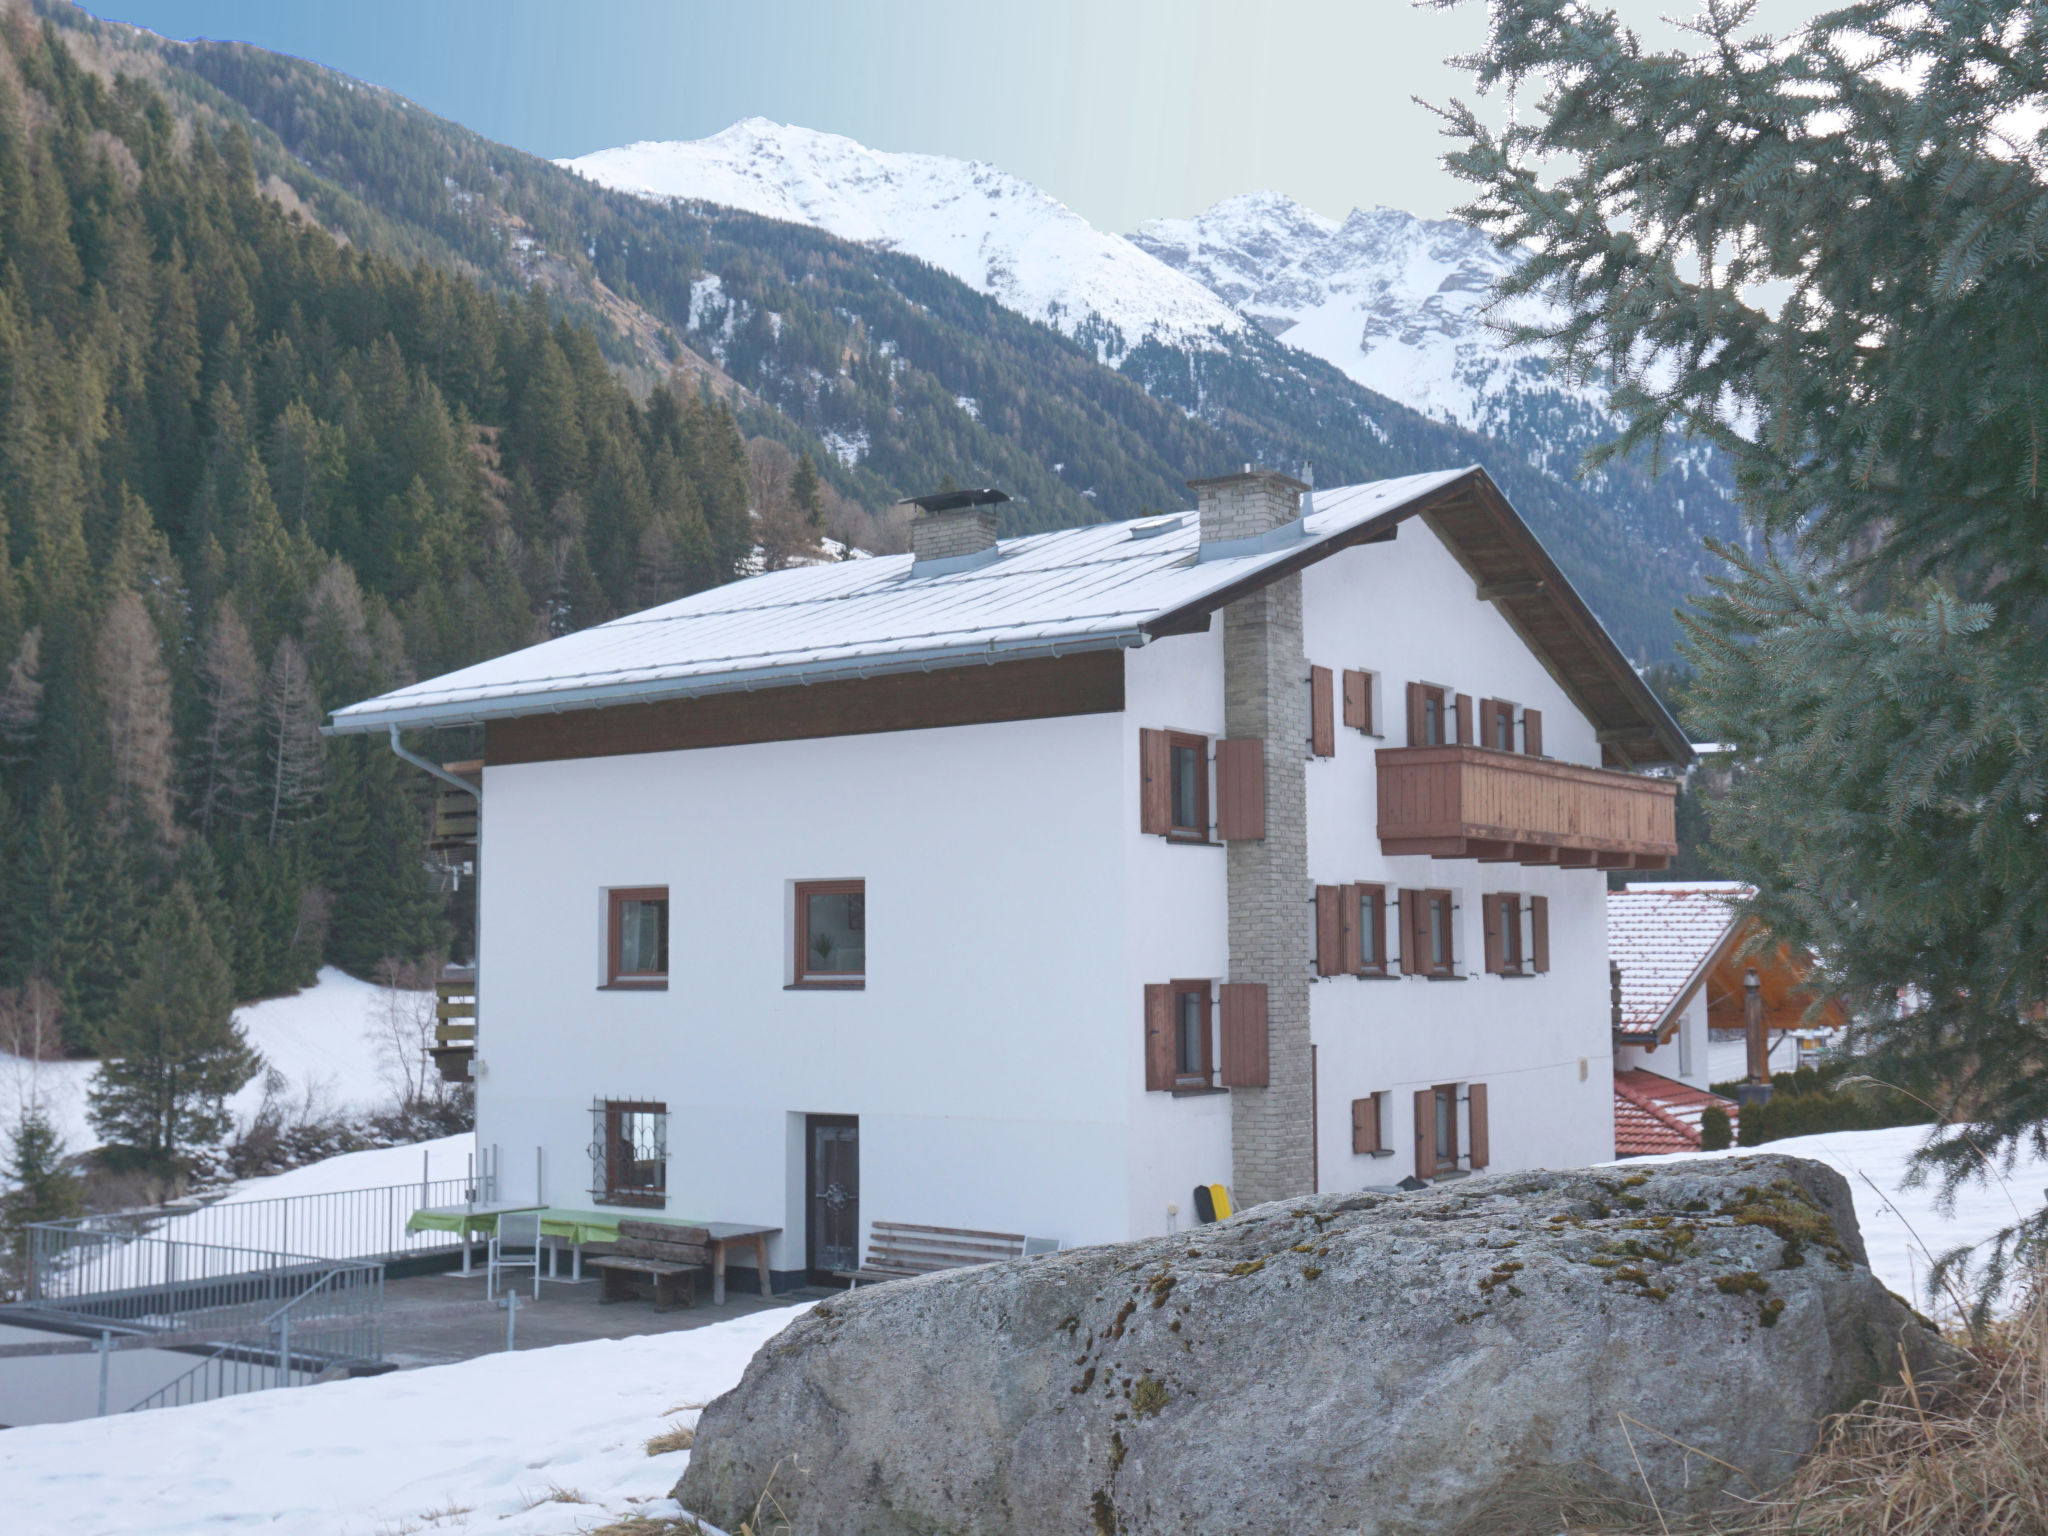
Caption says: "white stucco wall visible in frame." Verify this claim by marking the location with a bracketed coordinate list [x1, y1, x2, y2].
[475, 709, 1133, 1273]
[1299, 525, 1618, 1188]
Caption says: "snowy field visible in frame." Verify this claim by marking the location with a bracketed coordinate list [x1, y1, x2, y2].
[1614, 1123, 2048, 1318]
[0, 1303, 809, 1536]
[1, 967, 418, 1163]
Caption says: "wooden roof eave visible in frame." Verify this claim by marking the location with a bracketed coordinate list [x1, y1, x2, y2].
[1140, 468, 1693, 769]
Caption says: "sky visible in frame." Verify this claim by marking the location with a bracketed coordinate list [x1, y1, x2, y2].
[86, 0, 1822, 232]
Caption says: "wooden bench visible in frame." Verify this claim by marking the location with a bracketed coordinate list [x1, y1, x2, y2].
[835, 1222, 1047, 1288]
[586, 1221, 711, 1311]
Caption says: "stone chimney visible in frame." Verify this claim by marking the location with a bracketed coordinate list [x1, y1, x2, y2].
[901, 488, 1009, 573]
[1188, 467, 1308, 557]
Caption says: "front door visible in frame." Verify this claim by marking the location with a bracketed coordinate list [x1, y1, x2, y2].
[806, 1115, 860, 1285]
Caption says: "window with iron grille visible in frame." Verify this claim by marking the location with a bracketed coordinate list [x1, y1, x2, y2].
[591, 1099, 667, 1207]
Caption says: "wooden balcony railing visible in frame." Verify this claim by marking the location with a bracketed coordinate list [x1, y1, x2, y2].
[1376, 746, 1678, 869]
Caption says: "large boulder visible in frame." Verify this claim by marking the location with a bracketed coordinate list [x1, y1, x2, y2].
[677, 1155, 1965, 1535]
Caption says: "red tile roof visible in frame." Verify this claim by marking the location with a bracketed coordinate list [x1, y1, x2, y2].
[1613, 1069, 1740, 1158]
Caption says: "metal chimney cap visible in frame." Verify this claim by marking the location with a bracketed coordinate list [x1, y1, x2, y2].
[895, 488, 1011, 514]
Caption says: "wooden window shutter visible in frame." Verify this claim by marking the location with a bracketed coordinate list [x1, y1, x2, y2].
[1338, 884, 1364, 973]
[1342, 670, 1370, 733]
[1523, 708, 1544, 758]
[1143, 984, 1174, 1090]
[1314, 885, 1342, 976]
[1405, 682, 1426, 746]
[1454, 692, 1473, 745]
[1482, 894, 1504, 976]
[1352, 1095, 1380, 1155]
[1310, 666, 1335, 757]
[1140, 729, 1171, 834]
[1397, 889, 1424, 975]
[1413, 1089, 1436, 1179]
[1530, 895, 1550, 974]
[1215, 738, 1265, 840]
[1219, 983, 1269, 1087]
[1468, 1082, 1490, 1170]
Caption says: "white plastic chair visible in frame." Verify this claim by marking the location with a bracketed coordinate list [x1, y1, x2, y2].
[488, 1210, 542, 1299]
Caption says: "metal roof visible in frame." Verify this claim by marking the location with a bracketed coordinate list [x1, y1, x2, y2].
[330, 469, 1472, 733]
[328, 465, 1689, 763]
[896, 488, 1011, 512]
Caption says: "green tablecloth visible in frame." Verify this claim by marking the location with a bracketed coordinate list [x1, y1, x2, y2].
[405, 1206, 706, 1246]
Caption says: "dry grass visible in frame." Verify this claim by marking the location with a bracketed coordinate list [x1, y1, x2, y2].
[519, 1483, 587, 1510]
[1720, 1298, 2047, 1536]
[582, 1519, 706, 1536]
[1539, 1288, 2048, 1535]
[645, 1424, 695, 1457]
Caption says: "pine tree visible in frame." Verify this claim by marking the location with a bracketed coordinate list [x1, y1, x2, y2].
[0, 624, 41, 778]
[2, 1109, 82, 1276]
[1442, 0, 2048, 1309]
[88, 881, 257, 1171]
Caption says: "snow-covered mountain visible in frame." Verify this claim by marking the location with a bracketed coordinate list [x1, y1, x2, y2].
[565, 120, 1245, 365]
[1132, 191, 1601, 443]
[563, 119, 1733, 654]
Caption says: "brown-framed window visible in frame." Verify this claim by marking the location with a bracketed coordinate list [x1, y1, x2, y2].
[606, 887, 669, 987]
[1483, 892, 1525, 975]
[1342, 669, 1373, 734]
[1167, 731, 1208, 839]
[795, 879, 865, 987]
[1171, 979, 1213, 1089]
[1352, 1093, 1390, 1155]
[593, 1098, 667, 1207]
[1406, 682, 1448, 746]
[1480, 698, 1517, 752]
[1433, 1084, 1459, 1168]
[1353, 884, 1387, 975]
[1401, 888, 1457, 977]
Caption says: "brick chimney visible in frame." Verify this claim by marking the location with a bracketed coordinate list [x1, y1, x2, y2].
[902, 487, 1009, 573]
[1188, 467, 1308, 558]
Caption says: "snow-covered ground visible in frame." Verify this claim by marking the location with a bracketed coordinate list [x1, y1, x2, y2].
[0, 1303, 809, 1536]
[1, 967, 419, 1166]
[1615, 1123, 2048, 1319]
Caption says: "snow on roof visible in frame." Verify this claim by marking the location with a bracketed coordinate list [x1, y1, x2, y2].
[1608, 881, 1755, 1031]
[330, 469, 1473, 733]
[1613, 1068, 1739, 1157]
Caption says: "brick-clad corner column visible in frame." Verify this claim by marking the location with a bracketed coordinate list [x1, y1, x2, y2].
[1223, 572, 1314, 1204]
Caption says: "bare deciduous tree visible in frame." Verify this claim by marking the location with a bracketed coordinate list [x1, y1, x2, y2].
[193, 607, 261, 835]
[98, 589, 177, 840]
[0, 626, 43, 768]
[370, 957, 441, 1112]
[261, 636, 323, 846]
[0, 978, 66, 1118]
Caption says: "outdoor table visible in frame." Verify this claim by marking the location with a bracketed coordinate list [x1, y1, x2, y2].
[407, 1206, 781, 1300]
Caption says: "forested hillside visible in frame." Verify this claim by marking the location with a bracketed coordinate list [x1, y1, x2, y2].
[38, 1, 1697, 658]
[0, 13, 758, 1049]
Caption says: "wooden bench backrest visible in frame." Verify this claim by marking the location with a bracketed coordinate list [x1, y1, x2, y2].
[865, 1221, 1027, 1275]
[615, 1220, 711, 1266]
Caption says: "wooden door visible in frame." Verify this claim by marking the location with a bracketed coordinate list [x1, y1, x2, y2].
[806, 1114, 860, 1284]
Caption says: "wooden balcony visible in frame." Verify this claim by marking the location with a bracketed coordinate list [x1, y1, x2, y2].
[1376, 746, 1678, 869]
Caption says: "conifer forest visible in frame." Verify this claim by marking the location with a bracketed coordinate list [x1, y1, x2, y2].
[0, 15, 755, 1070]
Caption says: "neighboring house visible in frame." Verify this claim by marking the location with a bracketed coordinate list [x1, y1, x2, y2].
[1608, 880, 1842, 1154]
[1613, 1069, 1738, 1157]
[332, 466, 1687, 1289]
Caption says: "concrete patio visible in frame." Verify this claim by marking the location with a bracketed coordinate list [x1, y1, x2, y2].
[377, 1266, 826, 1368]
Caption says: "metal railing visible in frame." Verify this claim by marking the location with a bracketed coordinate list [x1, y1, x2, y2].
[126, 1262, 383, 1413]
[30, 1174, 481, 1270]
[18, 1224, 385, 1414]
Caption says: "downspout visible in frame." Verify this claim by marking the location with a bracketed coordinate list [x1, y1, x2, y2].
[386, 725, 483, 1087]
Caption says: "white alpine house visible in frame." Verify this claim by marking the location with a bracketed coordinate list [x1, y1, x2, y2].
[330, 465, 1687, 1291]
